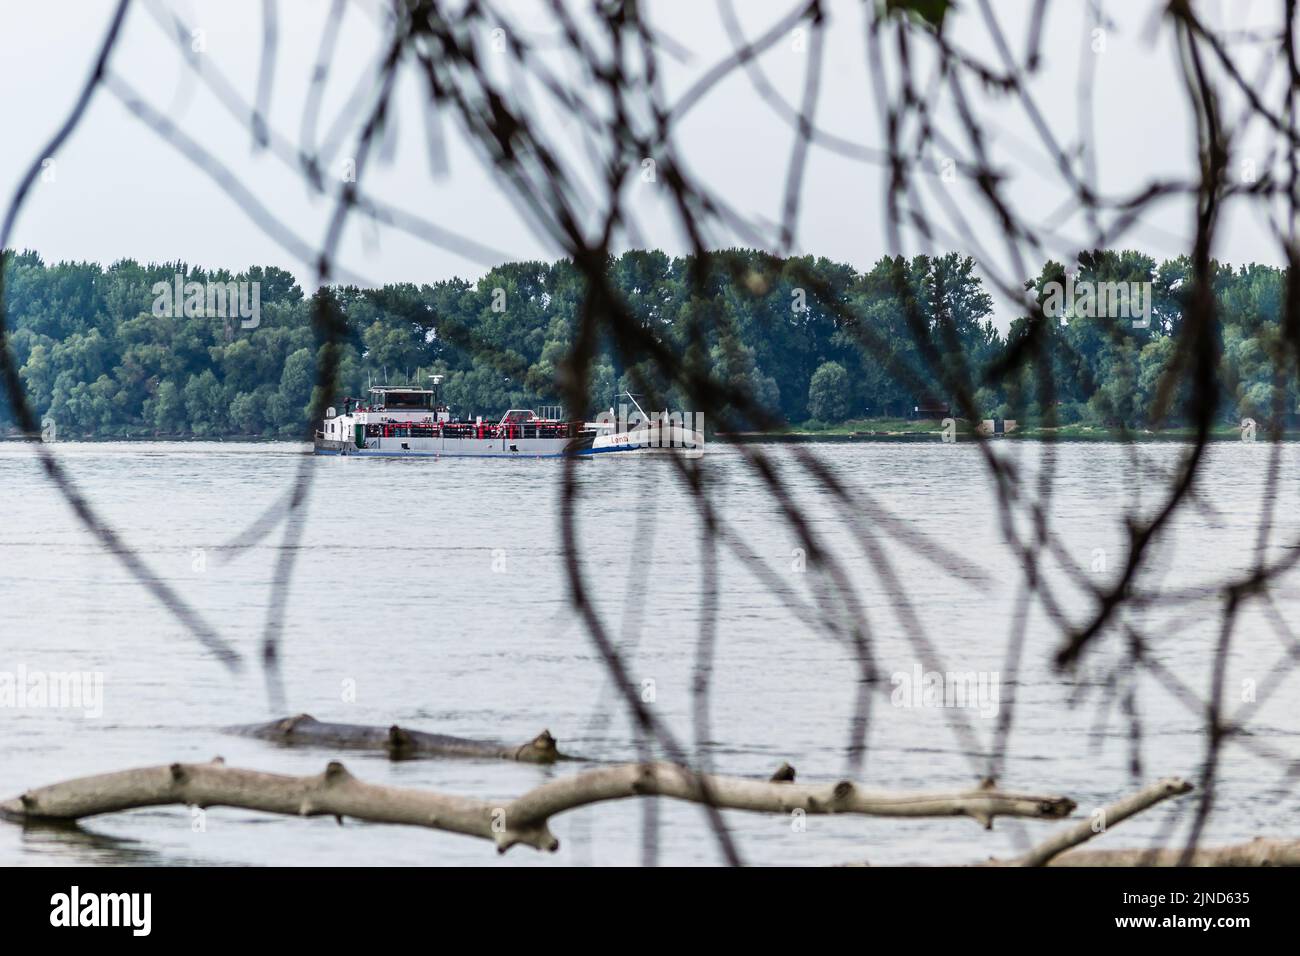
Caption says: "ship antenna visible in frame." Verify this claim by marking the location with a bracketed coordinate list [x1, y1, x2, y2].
[622, 390, 648, 419]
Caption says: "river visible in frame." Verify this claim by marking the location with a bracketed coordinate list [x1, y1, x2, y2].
[1, 439, 1296, 865]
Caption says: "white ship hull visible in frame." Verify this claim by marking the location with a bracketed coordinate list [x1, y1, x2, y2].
[314, 434, 624, 458]
[589, 422, 704, 456]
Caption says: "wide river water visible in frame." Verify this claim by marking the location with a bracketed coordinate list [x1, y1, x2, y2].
[1, 439, 1297, 866]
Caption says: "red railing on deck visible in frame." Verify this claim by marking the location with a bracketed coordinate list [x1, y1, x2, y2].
[364, 421, 581, 440]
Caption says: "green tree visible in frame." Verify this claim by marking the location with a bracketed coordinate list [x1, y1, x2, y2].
[808, 361, 850, 422]
[150, 380, 186, 434]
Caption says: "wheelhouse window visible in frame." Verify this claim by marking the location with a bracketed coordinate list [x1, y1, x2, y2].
[373, 390, 433, 410]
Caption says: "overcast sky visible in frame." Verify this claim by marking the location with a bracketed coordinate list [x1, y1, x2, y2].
[0, 1, 1288, 325]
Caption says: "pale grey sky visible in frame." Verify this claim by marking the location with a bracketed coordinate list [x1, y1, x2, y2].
[0, 0, 1288, 324]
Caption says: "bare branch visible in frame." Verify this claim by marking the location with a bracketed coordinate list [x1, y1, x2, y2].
[2, 760, 1078, 855]
[997, 777, 1193, 867]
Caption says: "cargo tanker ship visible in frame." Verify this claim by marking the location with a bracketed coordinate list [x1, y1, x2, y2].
[313, 379, 702, 458]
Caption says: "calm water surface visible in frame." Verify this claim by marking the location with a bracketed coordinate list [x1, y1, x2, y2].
[1, 440, 1297, 865]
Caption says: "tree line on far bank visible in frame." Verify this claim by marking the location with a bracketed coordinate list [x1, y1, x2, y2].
[0, 247, 1291, 439]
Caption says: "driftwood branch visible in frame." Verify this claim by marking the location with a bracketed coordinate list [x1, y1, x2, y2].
[224, 714, 564, 763]
[1, 759, 532, 846]
[991, 777, 1194, 867]
[1050, 838, 1300, 866]
[504, 763, 1075, 832]
[1, 759, 1076, 853]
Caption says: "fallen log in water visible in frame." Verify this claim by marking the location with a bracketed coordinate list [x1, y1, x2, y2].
[223, 713, 563, 764]
[0, 758, 1078, 854]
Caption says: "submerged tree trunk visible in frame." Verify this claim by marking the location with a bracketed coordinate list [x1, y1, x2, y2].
[224, 713, 563, 763]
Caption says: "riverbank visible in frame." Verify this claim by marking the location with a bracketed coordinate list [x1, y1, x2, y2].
[720, 418, 1287, 442]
